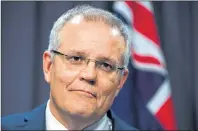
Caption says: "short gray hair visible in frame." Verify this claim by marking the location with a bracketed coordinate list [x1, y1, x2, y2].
[48, 5, 132, 68]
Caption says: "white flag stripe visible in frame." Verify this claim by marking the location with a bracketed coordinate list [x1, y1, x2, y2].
[131, 60, 167, 75]
[135, 1, 154, 13]
[113, 1, 133, 25]
[146, 79, 171, 114]
[132, 28, 165, 65]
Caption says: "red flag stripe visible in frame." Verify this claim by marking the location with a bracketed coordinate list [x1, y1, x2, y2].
[132, 61, 167, 75]
[132, 27, 165, 65]
[125, 1, 160, 46]
[132, 51, 162, 67]
[156, 97, 177, 130]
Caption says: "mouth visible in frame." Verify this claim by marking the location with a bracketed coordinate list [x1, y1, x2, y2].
[71, 89, 97, 98]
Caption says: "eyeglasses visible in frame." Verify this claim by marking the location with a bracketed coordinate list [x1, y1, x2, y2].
[51, 50, 125, 76]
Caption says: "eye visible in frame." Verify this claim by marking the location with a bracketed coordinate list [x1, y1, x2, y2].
[72, 56, 82, 61]
[66, 55, 84, 64]
[99, 62, 113, 72]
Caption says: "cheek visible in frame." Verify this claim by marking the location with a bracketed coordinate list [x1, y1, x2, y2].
[50, 67, 84, 112]
[50, 67, 80, 101]
[55, 66, 80, 85]
[97, 78, 119, 109]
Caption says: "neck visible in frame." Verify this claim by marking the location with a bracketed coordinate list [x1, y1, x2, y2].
[49, 99, 100, 130]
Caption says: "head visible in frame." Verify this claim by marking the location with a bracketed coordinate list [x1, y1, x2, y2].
[43, 5, 132, 122]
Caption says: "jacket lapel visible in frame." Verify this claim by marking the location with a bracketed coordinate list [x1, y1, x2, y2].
[108, 109, 137, 130]
[15, 103, 47, 130]
[108, 109, 123, 130]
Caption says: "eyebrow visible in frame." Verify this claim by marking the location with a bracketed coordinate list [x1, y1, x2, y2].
[66, 50, 88, 56]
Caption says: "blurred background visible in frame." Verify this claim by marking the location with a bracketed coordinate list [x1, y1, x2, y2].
[2, 1, 198, 130]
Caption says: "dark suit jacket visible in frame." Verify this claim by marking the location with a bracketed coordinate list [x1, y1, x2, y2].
[2, 103, 137, 130]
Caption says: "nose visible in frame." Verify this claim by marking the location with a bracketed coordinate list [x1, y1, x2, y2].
[79, 61, 97, 85]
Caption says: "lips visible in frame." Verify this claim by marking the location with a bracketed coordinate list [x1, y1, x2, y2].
[70, 89, 97, 98]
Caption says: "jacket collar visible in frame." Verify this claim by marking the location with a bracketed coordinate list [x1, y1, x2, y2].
[16, 102, 132, 130]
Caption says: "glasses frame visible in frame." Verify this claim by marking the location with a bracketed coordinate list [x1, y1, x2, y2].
[50, 50, 125, 72]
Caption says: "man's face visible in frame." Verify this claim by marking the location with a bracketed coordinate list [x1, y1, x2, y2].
[43, 18, 129, 120]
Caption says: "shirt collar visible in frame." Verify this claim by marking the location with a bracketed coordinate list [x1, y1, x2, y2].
[45, 100, 111, 130]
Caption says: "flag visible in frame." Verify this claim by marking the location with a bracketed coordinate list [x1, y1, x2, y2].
[110, 1, 177, 130]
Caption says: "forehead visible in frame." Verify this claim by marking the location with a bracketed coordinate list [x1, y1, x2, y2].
[58, 19, 126, 62]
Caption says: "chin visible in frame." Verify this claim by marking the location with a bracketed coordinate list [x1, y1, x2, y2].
[63, 100, 97, 118]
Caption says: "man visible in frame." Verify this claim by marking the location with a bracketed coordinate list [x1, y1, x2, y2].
[2, 5, 136, 130]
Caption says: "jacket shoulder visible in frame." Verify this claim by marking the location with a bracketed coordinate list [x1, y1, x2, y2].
[1, 112, 29, 130]
[114, 116, 137, 130]
[109, 109, 137, 130]
[1, 103, 47, 130]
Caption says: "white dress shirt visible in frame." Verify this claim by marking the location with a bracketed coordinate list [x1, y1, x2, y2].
[45, 100, 112, 130]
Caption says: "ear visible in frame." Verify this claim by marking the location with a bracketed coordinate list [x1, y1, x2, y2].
[43, 50, 53, 83]
[115, 68, 129, 96]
